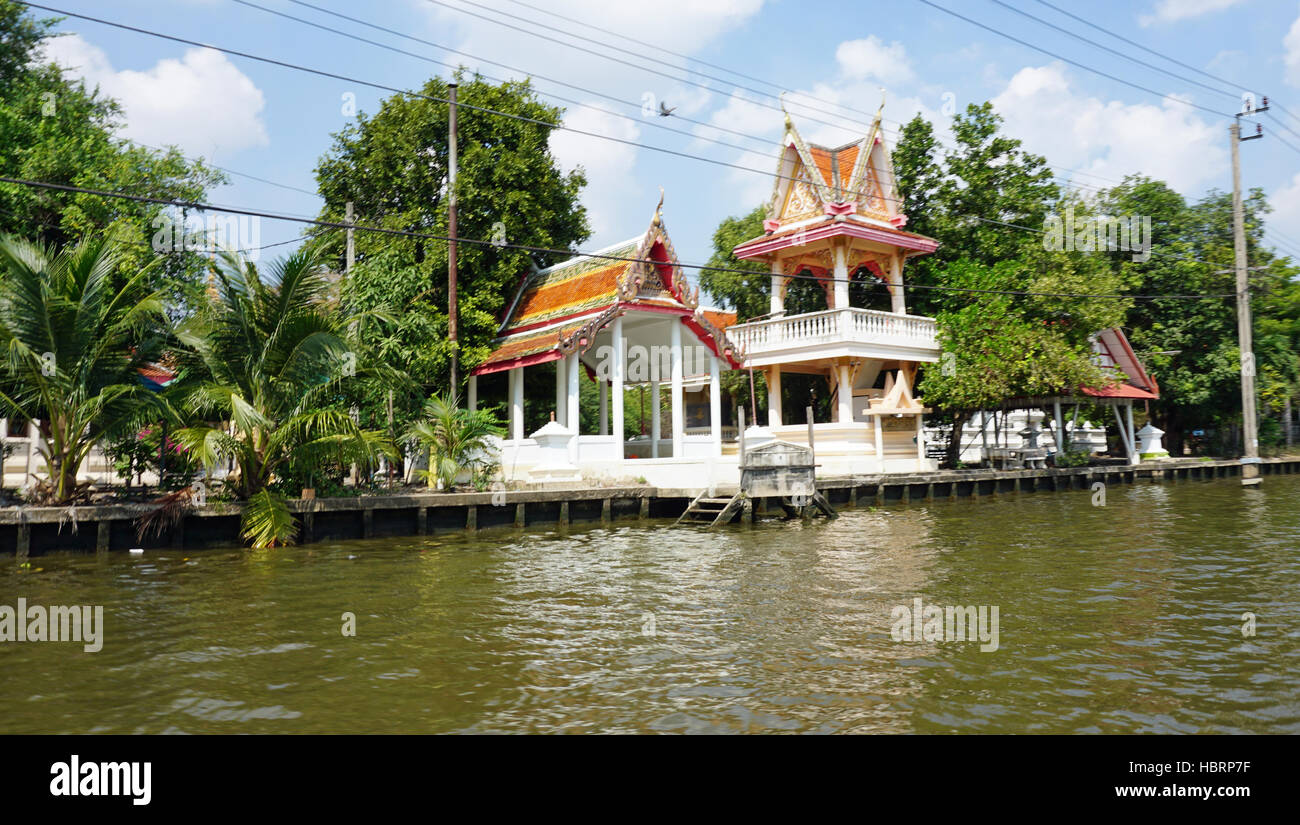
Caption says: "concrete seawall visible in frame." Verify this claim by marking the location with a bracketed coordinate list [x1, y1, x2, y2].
[3, 457, 1297, 557]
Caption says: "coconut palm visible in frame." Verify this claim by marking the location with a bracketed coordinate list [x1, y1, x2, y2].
[172, 247, 397, 547]
[406, 391, 502, 491]
[0, 232, 170, 503]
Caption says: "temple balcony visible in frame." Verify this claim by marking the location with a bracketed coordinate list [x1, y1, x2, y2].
[727, 307, 940, 367]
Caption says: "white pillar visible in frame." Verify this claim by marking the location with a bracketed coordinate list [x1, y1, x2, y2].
[873, 413, 884, 464]
[769, 260, 785, 317]
[1125, 400, 1138, 465]
[665, 319, 686, 457]
[567, 353, 580, 434]
[670, 320, 684, 458]
[598, 380, 608, 436]
[467, 374, 477, 412]
[709, 354, 722, 456]
[888, 252, 905, 315]
[768, 366, 783, 427]
[555, 358, 566, 426]
[509, 368, 524, 440]
[612, 317, 625, 460]
[837, 363, 853, 424]
[650, 380, 661, 458]
[832, 243, 849, 310]
[1053, 398, 1064, 452]
[916, 415, 925, 463]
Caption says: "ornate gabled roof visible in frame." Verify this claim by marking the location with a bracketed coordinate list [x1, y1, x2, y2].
[473, 200, 742, 375]
[763, 99, 901, 226]
[1082, 328, 1159, 400]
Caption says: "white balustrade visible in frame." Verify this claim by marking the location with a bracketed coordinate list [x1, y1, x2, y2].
[728, 307, 937, 358]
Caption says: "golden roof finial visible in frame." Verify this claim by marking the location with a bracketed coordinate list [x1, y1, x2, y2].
[780, 91, 793, 133]
[652, 186, 664, 226]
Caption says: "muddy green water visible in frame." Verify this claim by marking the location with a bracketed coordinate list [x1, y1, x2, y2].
[1, 474, 1298, 734]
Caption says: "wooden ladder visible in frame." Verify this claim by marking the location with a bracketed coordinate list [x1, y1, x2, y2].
[676, 491, 746, 529]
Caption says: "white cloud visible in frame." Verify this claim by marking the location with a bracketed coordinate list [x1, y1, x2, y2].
[416, 0, 765, 244]
[991, 63, 1224, 194]
[1268, 171, 1300, 252]
[549, 104, 643, 242]
[1140, 0, 1247, 26]
[41, 34, 269, 159]
[1285, 11, 1300, 87]
[835, 36, 915, 86]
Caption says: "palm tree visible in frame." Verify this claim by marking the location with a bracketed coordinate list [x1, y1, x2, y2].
[172, 247, 397, 547]
[0, 232, 169, 503]
[406, 391, 502, 490]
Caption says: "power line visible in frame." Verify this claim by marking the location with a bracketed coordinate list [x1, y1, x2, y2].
[914, 0, 1232, 119]
[278, 0, 1124, 201]
[424, 0, 879, 139]
[0, 175, 1241, 301]
[989, 0, 1239, 100]
[1032, 0, 1244, 97]
[18, 2, 1254, 275]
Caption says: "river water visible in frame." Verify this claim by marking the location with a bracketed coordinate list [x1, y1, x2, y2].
[2, 474, 1297, 734]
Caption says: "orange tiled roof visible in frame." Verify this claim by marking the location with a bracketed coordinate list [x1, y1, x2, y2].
[476, 324, 583, 370]
[808, 146, 834, 189]
[702, 309, 737, 330]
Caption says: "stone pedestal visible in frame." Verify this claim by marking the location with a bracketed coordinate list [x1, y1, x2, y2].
[528, 420, 582, 483]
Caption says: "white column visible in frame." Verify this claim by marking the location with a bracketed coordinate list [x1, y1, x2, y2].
[1053, 398, 1065, 452]
[709, 354, 722, 456]
[670, 321, 684, 458]
[598, 380, 608, 435]
[768, 366, 783, 427]
[873, 413, 884, 464]
[467, 374, 477, 412]
[509, 368, 524, 440]
[888, 252, 906, 315]
[916, 415, 925, 463]
[832, 243, 849, 310]
[769, 259, 785, 317]
[1125, 400, 1138, 465]
[837, 363, 853, 424]
[567, 353, 580, 434]
[612, 316, 625, 460]
[650, 379, 661, 458]
[555, 358, 566, 426]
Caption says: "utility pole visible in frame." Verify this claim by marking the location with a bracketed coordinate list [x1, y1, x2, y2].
[447, 82, 460, 394]
[345, 200, 355, 274]
[1230, 97, 1267, 486]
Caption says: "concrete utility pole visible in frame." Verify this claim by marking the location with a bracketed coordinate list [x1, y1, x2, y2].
[345, 200, 355, 274]
[447, 82, 460, 393]
[1230, 100, 1266, 486]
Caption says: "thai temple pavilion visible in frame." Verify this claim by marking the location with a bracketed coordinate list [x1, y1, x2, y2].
[471, 106, 945, 487]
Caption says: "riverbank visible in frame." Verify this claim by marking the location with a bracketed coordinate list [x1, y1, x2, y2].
[4, 456, 1298, 557]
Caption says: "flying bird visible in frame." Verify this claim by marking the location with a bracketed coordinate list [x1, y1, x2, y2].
[658, 101, 676, 117]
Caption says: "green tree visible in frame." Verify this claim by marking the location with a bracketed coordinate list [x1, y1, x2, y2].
[0, 232, 170, 502]
[312, 69, 589, 432]
[406, 391, 502, 490]
[172, 249, 398, 547]
[0, 1, 225, 311]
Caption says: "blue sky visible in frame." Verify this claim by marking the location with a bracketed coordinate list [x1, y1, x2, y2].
[36, 0, 1300, 274]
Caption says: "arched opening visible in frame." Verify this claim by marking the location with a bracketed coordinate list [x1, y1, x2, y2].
[784, 267, 830, 314]
[849, 264, 892, 312]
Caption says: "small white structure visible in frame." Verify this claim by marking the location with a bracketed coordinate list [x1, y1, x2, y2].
[526, 418, 582, 484]
[1137, 423, 1169, 458]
